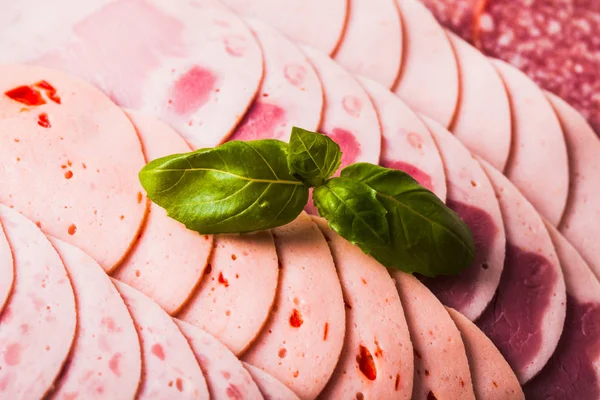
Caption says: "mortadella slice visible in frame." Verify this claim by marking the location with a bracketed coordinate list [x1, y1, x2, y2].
[49, 238, 142, 400]
[228, 18, 323, 142]
[177, 231, 279, 356]
[333, 0, 403, 88]
[476, 159, 567, 384]
[446, 307, 524, 400]
[492, 59, 569, 226]
[314, 217, 414, 400]
[243, 363, 300, 400]
[243, 213, 346, 400]
[0, 205, 77, 399]
[0, 224, 13, 314]
[393, 0, 459, 127]
[419, 116, 505, 321]
[113, 111, 213, 315]
[112, 280, 209, 399]
[393, 272, 476, 400]
[0, 63, 147, 272]
[175, 320, 263, 400]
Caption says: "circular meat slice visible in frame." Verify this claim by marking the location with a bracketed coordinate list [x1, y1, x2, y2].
[476, 159, 567, 384]
[419, 116, 505, 321]
[393, 0, 460, 128]
[175, 320, 263, 400]
[0, 0, 263, 149]
[446, 307, 524, 400]
[314, 217, 414, 400]
[177, 231, 278, 356]
[549, 92, 600, 280]
[228, 18, 323, 142]
[219, 0, 348, 55]
[492, 59, 569, 226]
[113, 111, 213, 315]
[0, 64, 147, 272]
[447, 31, 512, 172]
[243, 363, 300, 400]
[358, 77, 446, 201]
[112, 280, 209, 399]
[242, 213, 346, 400]
[48, 238, 142, 400]
[333, 0, 403, 88]
[419, 0, 478, 40]
[393, 272, 475, 400]
[0, 205, 76, 399]
[0, 224, 14, 314]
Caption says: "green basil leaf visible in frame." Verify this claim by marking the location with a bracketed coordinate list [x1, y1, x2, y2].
[313, 177, 390, 247]
[341, 163, 475, 276]
[287, 126, 342, 187]
[139, 140, 309, 234]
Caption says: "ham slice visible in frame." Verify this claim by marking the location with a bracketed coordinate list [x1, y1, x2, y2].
[243, 363, 300, 400]
[0, 223, 13, 314]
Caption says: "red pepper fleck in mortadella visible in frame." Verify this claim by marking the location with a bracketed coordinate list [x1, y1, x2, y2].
[289, 309, 303, 328]
[357, 345, 377, 381]
[4, 85, 46, 106]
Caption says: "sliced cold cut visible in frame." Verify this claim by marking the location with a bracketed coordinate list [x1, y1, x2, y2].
[242, 213, 345, 400]
[0, 205, 76, 399]
[476, 159, 567, 384]
[243, 363, 300, 400]
[420, 0, 478, 41]
[0, 224, 13, 314]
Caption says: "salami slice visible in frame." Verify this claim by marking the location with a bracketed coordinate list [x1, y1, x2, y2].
[228, 18, 323, 142]
[393, 0, 460, 128]
[49, 238, 142, 400]
[0, 205, 76, 399]
[419, 116, 505, 321]
[243, 363, 300, 400]
[314, 217, 414, 400]
[0, 224, 14, 314]
[0, 63, 147, 272]
[393, 272, 475, 400]
[333, 0, 403, 88]
[492, 59, 569, 227]
[242, 213, 346, 400]
[420, 0, 478, 41]
[175, 320, 263, 400]
[476, 159, 567, 384]
[177, 231, 279, 356]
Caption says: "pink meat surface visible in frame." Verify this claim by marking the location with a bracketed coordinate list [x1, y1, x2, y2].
[0, 224, 14, 314]
[243, 363, 300, 400]
[420, 0, 478, 41]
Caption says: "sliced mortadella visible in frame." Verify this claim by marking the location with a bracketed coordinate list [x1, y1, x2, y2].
[243, 363, 300, 400]
[314, 217, 414, 400]
[333, 0, 403, 88]
[175, 320, 263, 400]
[393, 0, 459, 127]
[242, 213, 345, 400]
[0, 224, 13, 314]
[112, 281, 209, 399]
[446, 307, 524, 400]
[393, 272, 476, 400]
[419, 116, 505, 321]
[113, 111, 213, 315]
[524, 223, 600, 399]
[548, 92, 600, 280]
[0, 205, 76, 399]
[49, 238, 142, 400]
[492, 59, 569, 226]
[476, 160, 567, 384]
[447, 32, 512, 172]
[0, 64, 147, 272]
[228, 18, 323, 142]
[177, 231, 278, 355]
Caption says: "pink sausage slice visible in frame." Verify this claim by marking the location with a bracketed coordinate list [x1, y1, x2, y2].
[0, 64, 147, 272]
[476, 160, 567, 384]
[393, 272, 476, 400]
[242, 213, 346, 400]
[446, 307, 524, 400]
[175, 320, 263, 400]
[113, 111, 213, 315]
[447, 32, 512, 172]
[243, 363, 300, 400]
[393, 0, 459, 127]
[0, 224, 13, 314]
[177, 231, 278, 356]
[49, 238, 142, 400]
[314, 217, 414, 400]
[228, 18, 323, 142]
[0, 205, 77, 399]
[333, 0, 403, 88]
[419, 116, 505, 321]
[492, 59, 569, 226]
[358, 76, 447, 201]
[112, 280, 209, 399]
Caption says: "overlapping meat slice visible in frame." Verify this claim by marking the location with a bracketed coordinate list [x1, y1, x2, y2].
[0, 224, 13, 314]
[243, 363, 300, 400]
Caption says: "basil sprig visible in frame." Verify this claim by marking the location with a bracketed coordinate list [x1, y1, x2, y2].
[140, 127, 475, 276]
